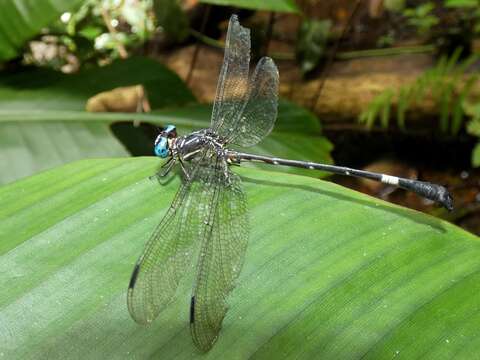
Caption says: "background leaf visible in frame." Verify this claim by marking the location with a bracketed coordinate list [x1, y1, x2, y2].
[0, 158, 478, 358]
[0, 121, 128, 185]
[472, 142, 480, 167]
[0, 56, 195, 111]
[0, 0, 85, 61]
[153, 0, 190, 43]
[444, 0, 479, 7]
[296, 19, 332, 75]
[0, 59, 333, 185]
[0, 56, 195, 184]
[198, 0, 300, 13]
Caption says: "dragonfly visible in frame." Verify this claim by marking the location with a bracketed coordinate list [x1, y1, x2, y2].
[127, 14, 453, 353]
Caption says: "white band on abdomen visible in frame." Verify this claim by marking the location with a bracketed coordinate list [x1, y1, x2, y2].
[381, 174, 399, 185]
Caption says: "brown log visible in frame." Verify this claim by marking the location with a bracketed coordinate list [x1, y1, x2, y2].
[162, 45, 479, 127]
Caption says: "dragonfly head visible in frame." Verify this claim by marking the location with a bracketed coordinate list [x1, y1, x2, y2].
[154, 125, 177, 158]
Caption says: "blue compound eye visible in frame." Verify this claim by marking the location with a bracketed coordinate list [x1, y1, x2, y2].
[154, 137, 170, 158]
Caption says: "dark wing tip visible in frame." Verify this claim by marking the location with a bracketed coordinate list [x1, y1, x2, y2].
[128, 263, 141, 289]
[189, 295, 224, 352]
[190, 296, 195, 324]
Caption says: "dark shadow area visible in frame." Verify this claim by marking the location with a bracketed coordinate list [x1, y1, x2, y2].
[110, 121, 159, 156]
[326, 128, 476, 171]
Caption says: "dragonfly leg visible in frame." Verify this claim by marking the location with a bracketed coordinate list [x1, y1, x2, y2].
[222, 159, 231, 183]
[178, 157, 192, 181]
[149, 157, 176, 181]
[215, 147, 231, 183]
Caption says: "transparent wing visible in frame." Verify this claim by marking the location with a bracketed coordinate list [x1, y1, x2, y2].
[212, 15, 279, 147]
[211, 14, 250, 136]
[226, 56, 279, 147]
[190, 166, 249, 352]
[127, 153, 218, 324]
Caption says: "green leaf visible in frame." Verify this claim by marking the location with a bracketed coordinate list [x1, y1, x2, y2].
[0, 56, 195, 111]
[0, 120, 128, 185]
[148, 99, 322, 133]
[0, 102, 332, 184]
[0, 158, 478, 358]
[472, 142, 480, 167]
[384, 0, 406, 11]
[296, 19, 332, 75]
[449, 74, 478, 135]
[0, 57, 195, 184]
[359, 89, 396, 129]
[439, 83, 454, 133]
[445, 47, 463, 74]
[153, 0, 190, 42]
[78, 26, 103, 41]
[0, 0, 85, 61]
[451, 97, 464, 135]
[396, 88, 409, 130]
[0, 57, 331, 183]
[380, 90, 393, 128]
[198, 0, 300, 13]
[466, 116, 480, 136]
[363, 52, 478, 134]
[445, 0, 479, 7]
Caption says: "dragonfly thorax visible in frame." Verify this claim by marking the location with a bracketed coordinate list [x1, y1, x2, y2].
[175, 129, 225, 161]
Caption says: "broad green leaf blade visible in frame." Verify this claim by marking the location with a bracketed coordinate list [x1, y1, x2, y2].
[0, 56, 195, 110]
[198, 0, 300, 13]
[0, 100, 332, 183]
[147, 99, 323, 133]
[0, 158, 478, 359]
[0, 100, 322, 130]
[0, 56, 195, 184]
[0, 0, 84, 61]
[247, 132, 332, 177]
[0, 121, 128, 185]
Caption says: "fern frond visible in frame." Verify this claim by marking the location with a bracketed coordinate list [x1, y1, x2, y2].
[381, 89, 394, 128]
[440, 82, 454, 133]
[359, 49, 479, 133]
[397, 87, 411, 130]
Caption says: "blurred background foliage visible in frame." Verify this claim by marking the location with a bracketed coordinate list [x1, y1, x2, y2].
[1, 0, 480, 234]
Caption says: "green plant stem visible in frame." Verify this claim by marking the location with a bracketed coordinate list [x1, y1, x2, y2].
[336, 45, 436, 59]
[186, 5, 211, 85]
[189, 29, 435, 61]
[189, 29, 224, 49]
